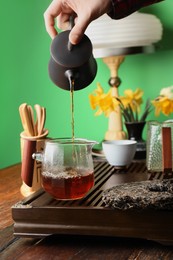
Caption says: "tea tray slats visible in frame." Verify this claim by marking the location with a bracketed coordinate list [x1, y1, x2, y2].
[12, 161, 173, 245]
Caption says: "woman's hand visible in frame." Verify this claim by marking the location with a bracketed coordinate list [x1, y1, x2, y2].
[44, 0, 111, 44]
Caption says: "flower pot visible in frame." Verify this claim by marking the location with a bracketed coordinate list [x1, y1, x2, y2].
[125, 121, 146, 160]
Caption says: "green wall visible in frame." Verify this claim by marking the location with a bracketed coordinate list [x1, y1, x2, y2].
[1, 0, 173, 169]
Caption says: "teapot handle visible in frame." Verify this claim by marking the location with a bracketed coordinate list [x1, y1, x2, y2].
[67, 16, 75, 51]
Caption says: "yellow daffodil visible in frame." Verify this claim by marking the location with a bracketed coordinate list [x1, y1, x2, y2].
[152, 86, 173, 116]
[119, 88, 143, 112]
[89, 83, 119, 117]
[89, 84, 173, 122]
[89, 83, 104, 110]
[89, 84, 150, 121]
[152, 96, 173, 116]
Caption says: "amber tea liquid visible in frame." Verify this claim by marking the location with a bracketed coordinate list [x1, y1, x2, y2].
[41, 169, 94, 200]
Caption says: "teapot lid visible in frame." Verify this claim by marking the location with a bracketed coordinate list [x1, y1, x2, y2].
[50, 30, 93, 68]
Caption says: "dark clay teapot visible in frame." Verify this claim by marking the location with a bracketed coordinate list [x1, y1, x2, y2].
[48, 19, 97, 91]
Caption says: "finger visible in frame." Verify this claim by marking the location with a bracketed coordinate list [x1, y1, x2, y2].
[56, 13, 73, 31]
[44, 14, 58, 39]
[44, 0, 62, 38]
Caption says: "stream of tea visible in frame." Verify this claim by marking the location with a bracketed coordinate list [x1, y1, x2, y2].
[41, 79, 94, 200]
[70, 78, 75, 141]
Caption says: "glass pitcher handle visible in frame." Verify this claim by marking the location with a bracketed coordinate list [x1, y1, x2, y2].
[32, 152, 43, 162]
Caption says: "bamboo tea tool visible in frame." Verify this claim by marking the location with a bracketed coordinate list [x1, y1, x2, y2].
[19, 103, 47, 189]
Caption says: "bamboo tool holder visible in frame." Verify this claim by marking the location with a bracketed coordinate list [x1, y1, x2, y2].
[19, 103, 48, 197]
[20, 130, 48, 197]
[103, 56, 126, 140]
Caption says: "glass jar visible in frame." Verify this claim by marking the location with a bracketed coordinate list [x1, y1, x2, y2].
[146, 120, 173, 172]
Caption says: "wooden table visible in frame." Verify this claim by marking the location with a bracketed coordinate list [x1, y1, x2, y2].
[1, 163, 173, 260]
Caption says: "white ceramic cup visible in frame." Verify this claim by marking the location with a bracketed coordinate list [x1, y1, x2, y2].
[102, 140, 137, 167]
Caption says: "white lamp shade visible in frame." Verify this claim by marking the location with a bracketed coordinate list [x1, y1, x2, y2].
[85, 12, 163, 58]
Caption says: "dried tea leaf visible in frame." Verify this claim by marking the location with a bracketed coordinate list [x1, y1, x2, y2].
[102, 179, 173, 210]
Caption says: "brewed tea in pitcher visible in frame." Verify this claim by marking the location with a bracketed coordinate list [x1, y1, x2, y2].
[42, 167, 94, 200]
[33, 138, 97, 200]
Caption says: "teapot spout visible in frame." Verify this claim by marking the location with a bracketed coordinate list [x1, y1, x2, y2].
[65, 69, 75, 91]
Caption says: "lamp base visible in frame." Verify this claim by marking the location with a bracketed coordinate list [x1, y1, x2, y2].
[105, 130, 126, 141]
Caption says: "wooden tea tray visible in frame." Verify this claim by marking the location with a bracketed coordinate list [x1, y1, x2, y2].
[12, 161, 173, 245]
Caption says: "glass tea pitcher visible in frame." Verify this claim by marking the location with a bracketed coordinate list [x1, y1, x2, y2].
[33, 138, 98, 200]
